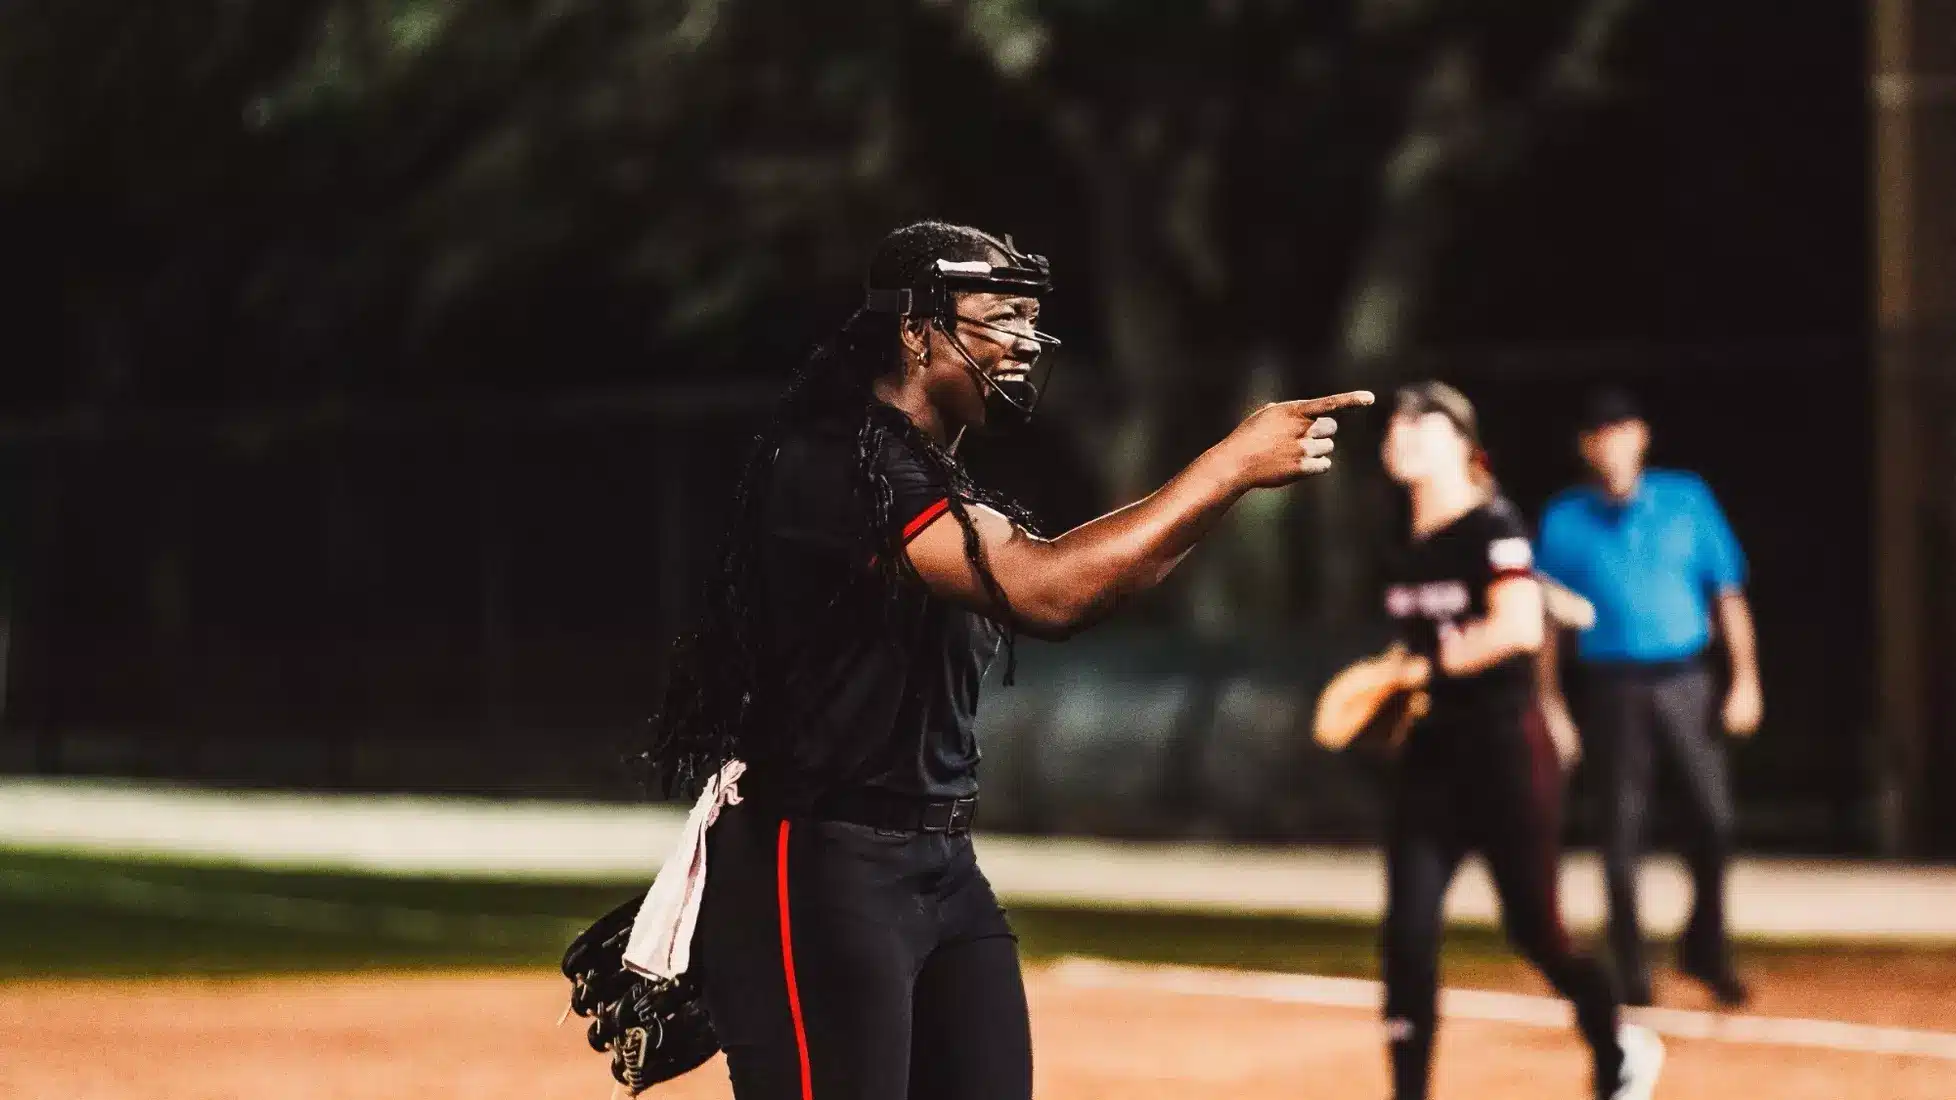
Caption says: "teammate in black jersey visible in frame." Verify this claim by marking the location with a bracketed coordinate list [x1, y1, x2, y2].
[648, 220, 1372, 1100]
[1372, 382, 1665, 1100]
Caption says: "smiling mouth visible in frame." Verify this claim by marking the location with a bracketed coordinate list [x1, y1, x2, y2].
[994, 364, 1033, 383]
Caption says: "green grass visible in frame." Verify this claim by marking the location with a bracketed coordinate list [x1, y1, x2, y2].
[3, 848, 1946, 983]
[0, 849, 621, 978]
[0, 848, 1477, 981]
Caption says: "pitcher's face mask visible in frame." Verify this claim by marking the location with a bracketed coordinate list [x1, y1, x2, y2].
[862, 236, 1062, 426]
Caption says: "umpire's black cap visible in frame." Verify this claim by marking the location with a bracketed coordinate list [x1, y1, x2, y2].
[1577, 386, 1644, 434]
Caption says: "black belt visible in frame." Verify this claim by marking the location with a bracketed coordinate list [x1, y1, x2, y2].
[814, 789, 979, 835]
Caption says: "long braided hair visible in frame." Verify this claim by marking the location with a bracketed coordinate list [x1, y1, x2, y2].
[645, 222, 1045, 800]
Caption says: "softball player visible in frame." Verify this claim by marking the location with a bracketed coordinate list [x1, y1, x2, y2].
[1372, 382, 1664, 1100]
[647, 220, 1372, 1100]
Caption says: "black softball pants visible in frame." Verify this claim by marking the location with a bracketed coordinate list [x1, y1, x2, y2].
[694, 799, 1032, 1100]
[1583, 660, 1734, 997]
[1382, 709, 1622, 1100]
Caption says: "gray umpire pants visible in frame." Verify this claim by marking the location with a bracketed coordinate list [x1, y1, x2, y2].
[1582, 659, 1734, 994]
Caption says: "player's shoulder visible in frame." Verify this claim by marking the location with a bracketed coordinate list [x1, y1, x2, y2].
[1472, 497, 1533, 575]
[873, 431, 955, 505]
[859, 407, 934, 469]
[772, 417, 861, 494]
[767, 421, 860, 524]
[1475, 494, 1530, 540]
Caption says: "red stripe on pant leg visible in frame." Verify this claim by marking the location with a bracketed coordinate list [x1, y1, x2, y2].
[777, 820, 814, 1100]
[1521, 708, 1574, 957]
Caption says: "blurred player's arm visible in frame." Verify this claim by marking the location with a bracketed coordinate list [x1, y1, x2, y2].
[1540, 576, 1595, 631]
[1534, 629, 1581, 767]
[1435, 576, 1544, 677]
[906, 392, 1373, 639]
[1532, 509, 1585, 766]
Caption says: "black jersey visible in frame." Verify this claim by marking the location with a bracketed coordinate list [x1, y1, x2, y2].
[1383, 495, 1538, 721]
[748, 410, 1002, 807]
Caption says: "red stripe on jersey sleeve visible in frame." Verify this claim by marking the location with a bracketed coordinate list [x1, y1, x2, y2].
[900, 497, 951, 543]
[868, 497, 953, 569]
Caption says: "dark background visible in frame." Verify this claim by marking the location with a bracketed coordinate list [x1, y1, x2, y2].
[0, 1, 1897, 852]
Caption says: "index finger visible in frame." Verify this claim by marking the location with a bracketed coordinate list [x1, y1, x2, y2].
[1287, 391, 1376, 417]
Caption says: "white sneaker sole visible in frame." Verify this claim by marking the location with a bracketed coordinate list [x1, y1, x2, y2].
[1611, 1023, 1667, 1100]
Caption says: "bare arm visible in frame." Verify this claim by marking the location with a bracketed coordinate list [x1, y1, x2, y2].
[1436, 576, 1545, 677]
[1534, 621, 1582, 766]
[1540, 575, 1596, 631]
[1717, 590, 1758, 687]
[905, 392, 1374, 639]
[1534, 629, 1569, 715]
[906, 454, 1237, 639]
[1717, 589, 1763, 735]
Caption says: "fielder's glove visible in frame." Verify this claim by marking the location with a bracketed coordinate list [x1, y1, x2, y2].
[562, 895, 719, 1094]
[1313, 646, 1430, 756]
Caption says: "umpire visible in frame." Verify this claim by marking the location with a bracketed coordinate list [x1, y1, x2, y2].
[1534, 387, 1760, 1008]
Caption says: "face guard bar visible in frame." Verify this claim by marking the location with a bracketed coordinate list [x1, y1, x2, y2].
[863, 236, 1063, 422]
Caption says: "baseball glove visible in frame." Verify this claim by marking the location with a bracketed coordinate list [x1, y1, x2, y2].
[562, 895, 719, 1094]
[1313, 648, 1430, 755]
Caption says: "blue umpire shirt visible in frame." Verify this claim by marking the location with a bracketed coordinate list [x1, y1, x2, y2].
[1536, 469, 1747, 665]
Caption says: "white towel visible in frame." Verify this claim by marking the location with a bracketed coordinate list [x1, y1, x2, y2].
[621, 758, 747, 981]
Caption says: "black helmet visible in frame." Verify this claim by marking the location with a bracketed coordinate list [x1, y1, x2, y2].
[863, 231, 1063, 423]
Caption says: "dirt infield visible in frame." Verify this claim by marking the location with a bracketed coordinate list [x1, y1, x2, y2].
[6, 959, 1954, 1100]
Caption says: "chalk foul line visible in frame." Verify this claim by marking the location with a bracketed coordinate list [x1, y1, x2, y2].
[1048, 957, 1956, 1062]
